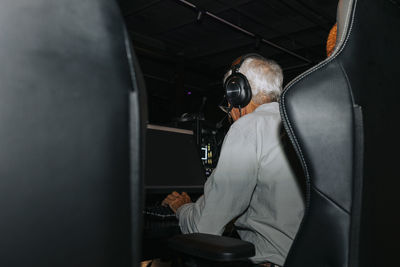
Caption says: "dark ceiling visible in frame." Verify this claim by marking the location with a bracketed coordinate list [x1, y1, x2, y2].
[117, 0, 338, 124]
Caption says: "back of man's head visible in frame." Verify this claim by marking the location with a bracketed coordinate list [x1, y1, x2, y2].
[224, 55, 283, 104]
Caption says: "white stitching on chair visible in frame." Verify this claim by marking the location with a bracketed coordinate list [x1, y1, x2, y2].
[279, 0, 358, 203]
[278, 1, 358, 263]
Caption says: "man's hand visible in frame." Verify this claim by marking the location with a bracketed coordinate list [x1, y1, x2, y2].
[161, 191, 192, 213]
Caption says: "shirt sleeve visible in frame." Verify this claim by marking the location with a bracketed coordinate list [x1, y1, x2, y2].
[176, 121, 259, 235]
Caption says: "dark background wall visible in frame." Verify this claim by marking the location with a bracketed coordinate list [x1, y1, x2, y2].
[117, 0, 338, 126]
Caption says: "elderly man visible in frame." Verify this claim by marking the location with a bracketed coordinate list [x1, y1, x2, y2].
[162, 54, 305, 266]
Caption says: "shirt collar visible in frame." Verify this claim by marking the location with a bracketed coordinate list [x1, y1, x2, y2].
[253, 101, 279, 113]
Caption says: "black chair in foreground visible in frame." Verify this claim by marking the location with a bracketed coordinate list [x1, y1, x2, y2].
[0, 0, 146, 266]
[168, 0, 400, 266]
[281, 0, 400, 266]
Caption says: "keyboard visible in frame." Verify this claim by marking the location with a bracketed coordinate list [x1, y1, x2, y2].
[144, 205, 176, 220]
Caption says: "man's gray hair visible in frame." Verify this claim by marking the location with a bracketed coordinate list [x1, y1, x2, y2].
[224, 56, 283, 104]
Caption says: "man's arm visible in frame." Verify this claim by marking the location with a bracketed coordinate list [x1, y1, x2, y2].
[176, 122, 259, 235]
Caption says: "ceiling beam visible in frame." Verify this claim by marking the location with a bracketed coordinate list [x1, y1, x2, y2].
[188, 26, 321, 60]
[156, 0, 255, 37]
[215, 0, 311, 49]
[123, 0, 161, 18]
[274, 0, 333, 31]
[173, 0, 312, 63]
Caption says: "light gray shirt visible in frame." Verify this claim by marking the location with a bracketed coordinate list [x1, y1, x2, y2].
[176, 102, 305, 265]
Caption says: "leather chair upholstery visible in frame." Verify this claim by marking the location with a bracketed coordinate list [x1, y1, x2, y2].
[0, 0, 146, 266]
[280, 0, 400, 266]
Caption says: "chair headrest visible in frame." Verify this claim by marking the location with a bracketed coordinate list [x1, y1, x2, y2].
[331, 0, 354, 57]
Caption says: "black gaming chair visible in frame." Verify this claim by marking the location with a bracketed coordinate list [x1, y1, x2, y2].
[0, 1, 146, 266]
[281, 0, 400, 266]
[169, 0, 400, 266]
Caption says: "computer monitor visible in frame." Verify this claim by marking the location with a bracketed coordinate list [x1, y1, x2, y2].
[145, 124, 206, 192]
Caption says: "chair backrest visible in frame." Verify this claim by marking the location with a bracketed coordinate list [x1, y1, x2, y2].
[0, 0, 146, 266]
[280, 0, 400, 266]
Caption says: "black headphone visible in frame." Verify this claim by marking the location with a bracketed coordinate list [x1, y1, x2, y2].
[223, 53, 266, 109]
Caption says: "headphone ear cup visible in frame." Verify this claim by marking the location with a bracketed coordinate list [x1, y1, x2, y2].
[224, 72, 252, 108]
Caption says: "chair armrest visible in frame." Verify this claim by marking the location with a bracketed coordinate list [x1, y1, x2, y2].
[168, 233, 255, 262]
